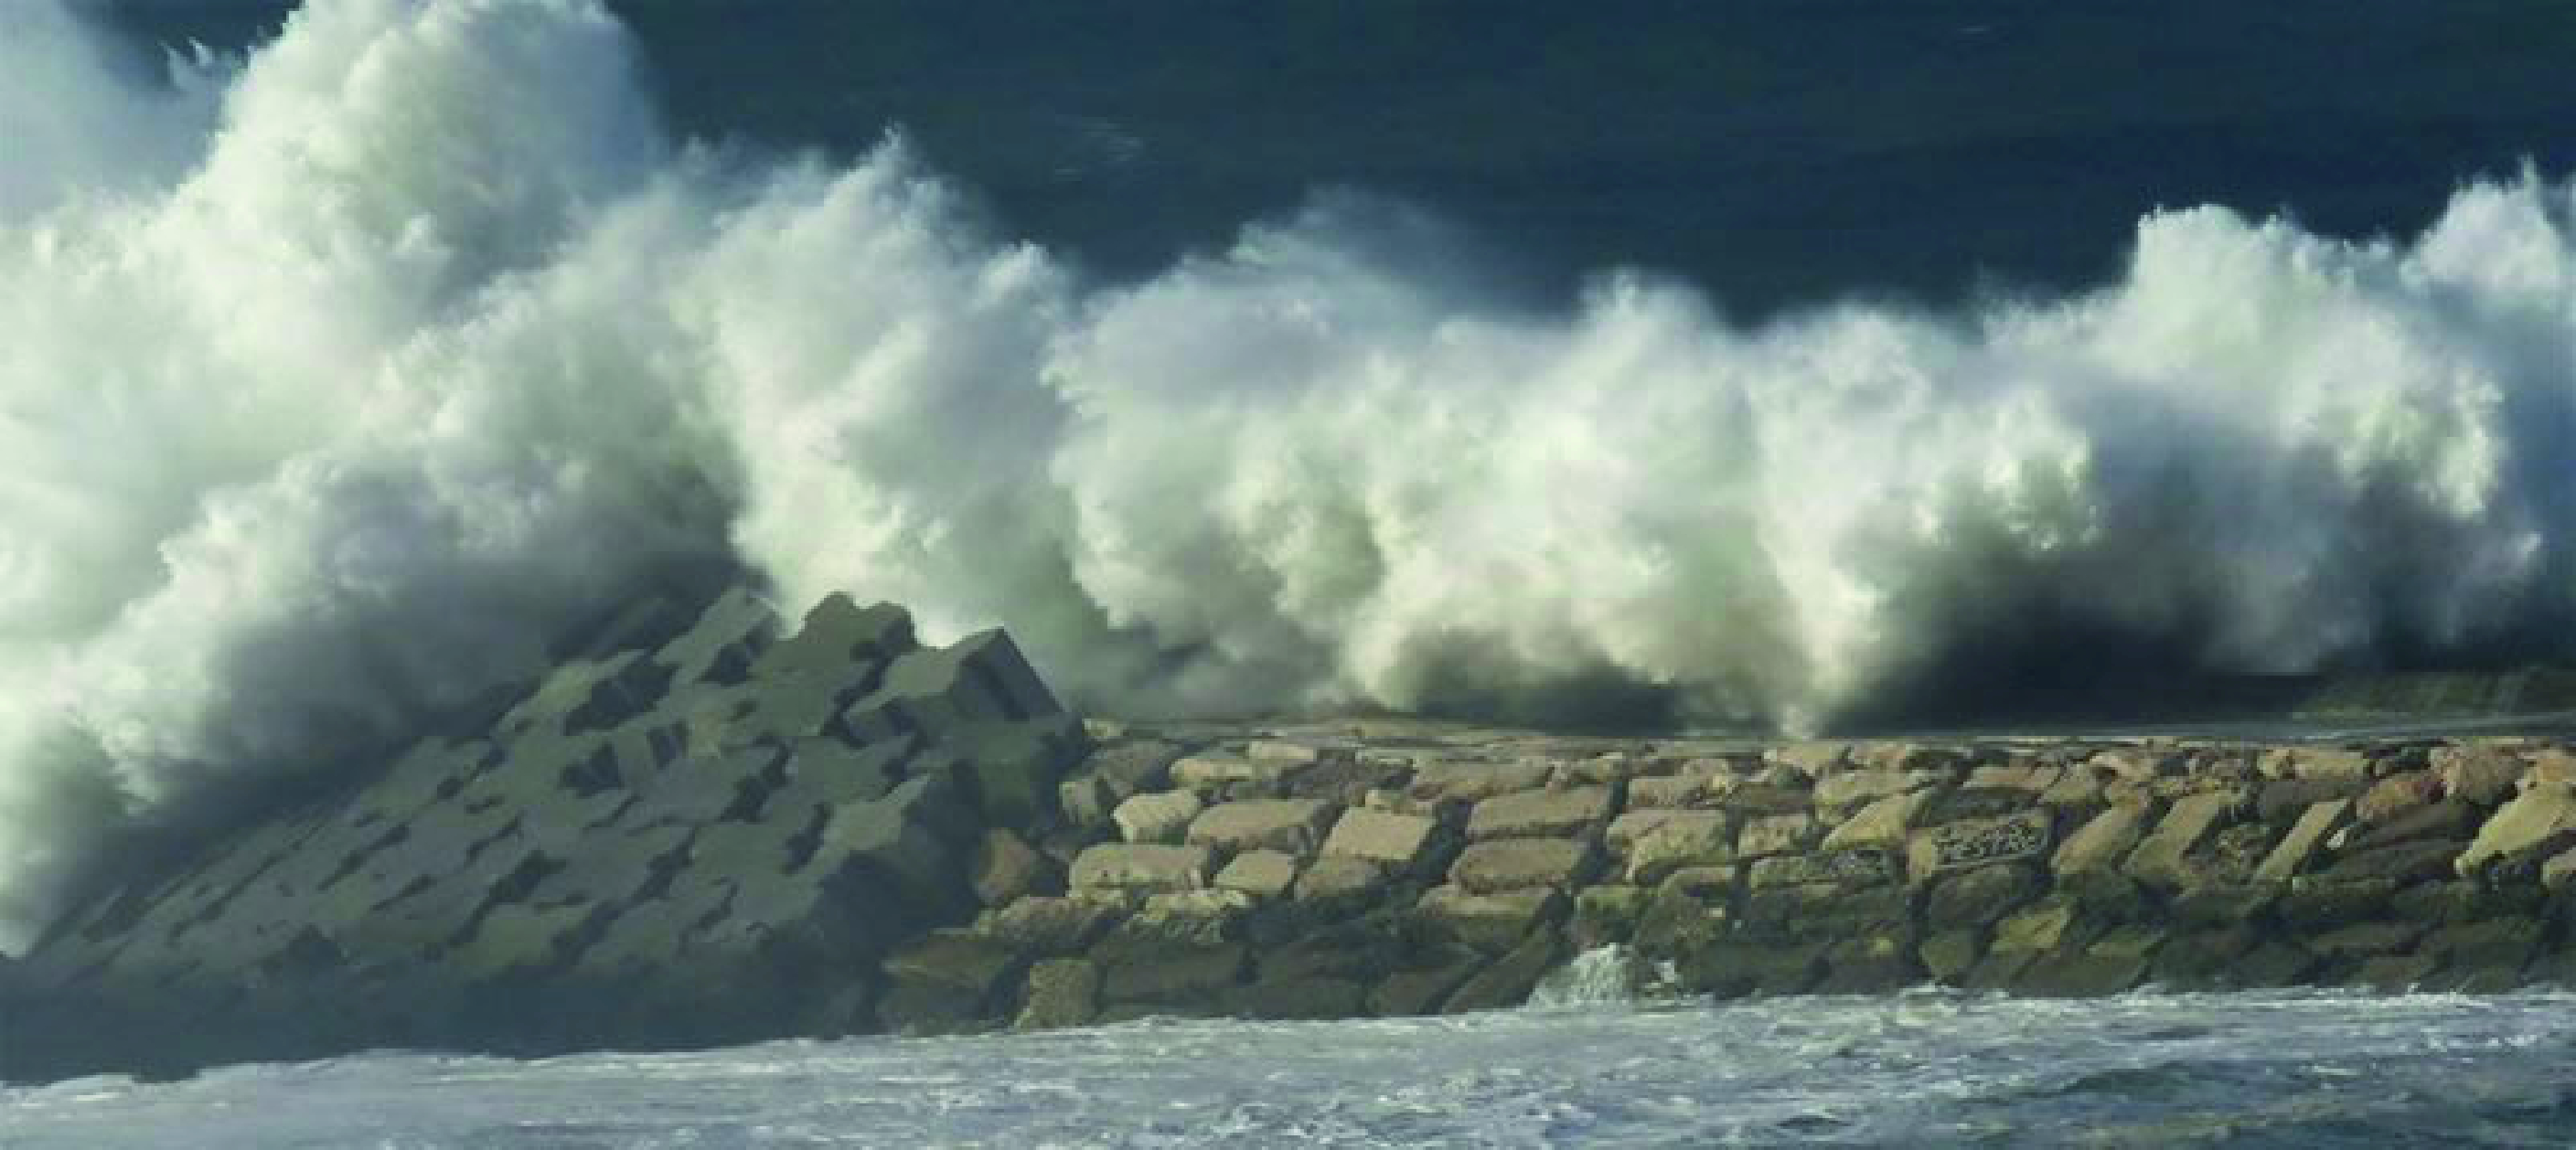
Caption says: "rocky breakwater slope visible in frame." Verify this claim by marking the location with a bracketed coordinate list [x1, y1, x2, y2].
[0, 591, 1087, 1082]
[16, 598, 2576, 1083]
[903, 723, 2576, 1030]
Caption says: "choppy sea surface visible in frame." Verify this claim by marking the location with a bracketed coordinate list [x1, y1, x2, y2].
[9, 988, 2575, 1148]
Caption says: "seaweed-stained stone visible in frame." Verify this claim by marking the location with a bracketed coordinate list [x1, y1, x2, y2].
[1320, 808, 1439, 871]
[1016, 958, 1100, 1030]
[2125, 790, 2247, 888]
[1451, 837, 1594, 893]
[1187, 799, 1340, 855]
[2456, 783, 2576, 877]
[2255, 800, 2350, 882]
[1114, 790, 1203, 845]
[1214, 849, 1300, 899]
[1071, 843, 1213, 894]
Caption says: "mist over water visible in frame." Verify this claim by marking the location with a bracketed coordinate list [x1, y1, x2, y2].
[2, 0, 2572, 946]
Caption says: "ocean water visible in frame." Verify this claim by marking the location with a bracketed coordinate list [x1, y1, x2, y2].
[7, 988, 2576, 1147]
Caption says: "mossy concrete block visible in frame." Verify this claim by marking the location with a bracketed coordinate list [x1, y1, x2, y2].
[1444, 931, 1564, 1013]
[882, 928, 1029, 1000]
[1924, 862, 2044, 928]
[1097, 942, 1246, 1006]
[1015, 958, 1100, 1030]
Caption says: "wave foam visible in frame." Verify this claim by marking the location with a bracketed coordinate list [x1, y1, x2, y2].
[3, 0, 2572, 945]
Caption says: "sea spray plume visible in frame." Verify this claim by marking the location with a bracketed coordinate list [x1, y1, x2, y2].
[4, 0, 2576, 950]
[0, 0, 734, 948]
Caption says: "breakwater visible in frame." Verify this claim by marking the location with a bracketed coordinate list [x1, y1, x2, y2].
[8, 591, 2576, 1082]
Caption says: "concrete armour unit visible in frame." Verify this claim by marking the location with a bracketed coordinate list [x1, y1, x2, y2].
[0, 590, 1090, 1083]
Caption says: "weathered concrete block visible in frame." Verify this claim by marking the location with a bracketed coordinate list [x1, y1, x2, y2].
[2356, 771, 2441, 824]
[1466, 786, 1614, 841]
[841, 629, 1055, 744]
[2053, 803, 2147, 877]
[1815, 770, 1939, 811]
[1320, 808, 1440, 871]
[969, 828, 1055, 907]
[2124, 790, 2248, 888]
[1627, 769, 1732, 809]
[1214, 849, 1300, 899]
[1821, 791, 1932, 852]
[2457, 783, 2576, 877]
[1621, 812, 1736, 886]
[1737, 812, 1820, 858]
[882, 928, 1029, 1006]
[2253, 799, 2350, 882]
[1924, 862, 2044, 928]
[1449, 837, 1596, 894]
[651, 586, 776, 688]
[1188, 799, 1340, 856]
[1113, 790, 1203, 845]
[2434, 745, 2524, 807]
[1990, 897, 2089, 955]
[1170, 752, 1296, 791]
[1416, 885, 1564, 954]
[1408, 758, 1553, 804]
[1097, 943, 1246, 1006]
[984, 895, 1123, 956]
[1906, 811, 2052, 880]
[1291, 855, 1385, 905]
[1070, 843, 1213, 894]
[1746, 847, 1900, 889]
